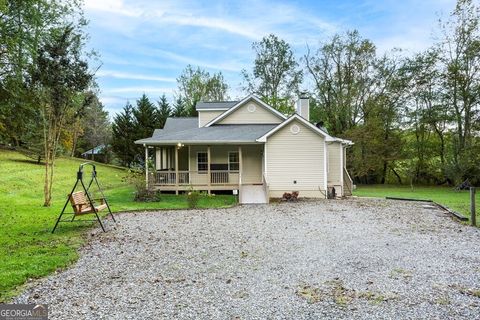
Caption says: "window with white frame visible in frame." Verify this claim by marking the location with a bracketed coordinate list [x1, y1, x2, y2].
[228, 151, 239, 171]
[197, 152, 208, 172]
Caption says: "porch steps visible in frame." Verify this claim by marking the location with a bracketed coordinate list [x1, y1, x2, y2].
[240, 185, 267, 204]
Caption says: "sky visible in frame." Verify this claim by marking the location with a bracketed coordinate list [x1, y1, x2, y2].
[83, 0, 457, 116]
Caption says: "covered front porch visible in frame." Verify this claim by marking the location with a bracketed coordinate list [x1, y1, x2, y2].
[143, 144, 265, 195]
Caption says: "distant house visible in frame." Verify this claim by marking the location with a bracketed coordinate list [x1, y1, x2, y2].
[81, 144, 107, 161]
[135, 94, 353, 203]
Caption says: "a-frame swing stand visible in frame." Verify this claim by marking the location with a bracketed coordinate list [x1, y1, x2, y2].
[52, 162, 117, 233]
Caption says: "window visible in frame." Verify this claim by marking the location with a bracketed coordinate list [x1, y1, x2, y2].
[228, 151, 239, 171]
[197, 152, 208, 172]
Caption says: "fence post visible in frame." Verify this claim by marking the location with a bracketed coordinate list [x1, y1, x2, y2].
[470, 187, 476, 227]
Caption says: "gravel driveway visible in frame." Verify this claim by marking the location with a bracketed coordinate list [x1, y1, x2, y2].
[15, 199, 480, 319]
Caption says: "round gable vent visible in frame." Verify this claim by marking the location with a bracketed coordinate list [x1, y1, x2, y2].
[290, 124, 300, 134]
[247, 104, 256, 113]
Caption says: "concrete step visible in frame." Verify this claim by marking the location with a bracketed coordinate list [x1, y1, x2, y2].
[240, 184, 267, 204]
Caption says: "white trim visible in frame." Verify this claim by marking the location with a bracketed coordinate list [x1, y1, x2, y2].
[228, 151, 239, 171]
[188, 145, 191, 172]
[256, 114, 354, 145]
[257, 114, 329, 142]
[197, 151, 208, 172]
[145, 146, 149, 188]
[340, 145, 344, 197]
[323, 140, 328, 197]
[264, 143, 268, 177]
[290, 124, 300, 134]
[204, 94, 287, 127]
[197, 108, 229, 111]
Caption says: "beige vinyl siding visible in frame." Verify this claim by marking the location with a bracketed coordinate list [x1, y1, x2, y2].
[198, 110, 224, 127]
[240, 145, 263, 184]
[265, 119, 325, 197]
[178, 147, 189, 170]
[218, 101, 282, 125]
[327, 142, 342, 188]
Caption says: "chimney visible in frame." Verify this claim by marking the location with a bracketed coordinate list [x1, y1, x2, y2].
[296, 92, 310, 121]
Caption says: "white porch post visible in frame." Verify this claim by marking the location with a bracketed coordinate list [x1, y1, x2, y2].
[144, 144, 148, 189]
[155, 147, 161, 170]
[238, 146, 242, 187]
[175, 145, 179, 195]
[207, 146, 211, 195]
[188, 145, 191, 184]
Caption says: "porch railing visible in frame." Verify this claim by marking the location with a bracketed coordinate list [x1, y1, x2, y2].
[343, 168, 353, 196]
[151, 170, 239, 186]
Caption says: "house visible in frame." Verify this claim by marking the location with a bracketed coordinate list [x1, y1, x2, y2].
[134, 94, 353, 204]
[81, 144, 107, 162]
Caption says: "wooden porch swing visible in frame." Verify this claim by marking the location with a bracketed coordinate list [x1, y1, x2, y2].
[51, 162, 116, 233]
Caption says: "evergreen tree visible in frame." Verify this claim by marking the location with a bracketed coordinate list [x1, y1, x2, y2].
[112, 102, 136, 167]
[132, 94, 157, 139]
[77, 92, 111, 161]
[172, 95, 187, 117]
[157, 94, 171, 128]
[132, 94, 157, 160]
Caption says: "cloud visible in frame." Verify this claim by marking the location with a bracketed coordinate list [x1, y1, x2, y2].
[105, 86, 174, 94]
[84, 0, 142, 17]
[96, 70, 176, 82]
[159, 14, 259, 39]
[99, 96, 127, 105]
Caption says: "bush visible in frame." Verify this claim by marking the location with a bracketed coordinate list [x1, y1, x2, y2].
[123, 169, 161, 202]
[187, 189, 200, 208]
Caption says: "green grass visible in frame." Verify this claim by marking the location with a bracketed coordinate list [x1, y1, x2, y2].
[0, 150, 236, 302]
[353, 184, 479, 222]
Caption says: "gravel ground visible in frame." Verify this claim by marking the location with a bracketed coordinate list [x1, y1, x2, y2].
[15, 198, 480, 319]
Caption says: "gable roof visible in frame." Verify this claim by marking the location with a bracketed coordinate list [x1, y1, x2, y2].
[204, 94, 287, 127]
[196, 101, 238, 111]
[256, 114, 353, 145]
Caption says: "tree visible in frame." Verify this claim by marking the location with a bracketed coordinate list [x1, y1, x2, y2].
[305, 30, 377, 135]
[32, 25, 94, 206]
[0, 0, 84, 146]
[401, 50, 451, 184]
[156, 94, 171, 128]
[132, 94, 157, 156]
[176, 65, 229, 116]
[112, 102, 136, 167]
[437, 0, 480, 180]
[78, 92, 111, 160]
[242, 34, 302, 114]
[172, 95, 187, 117]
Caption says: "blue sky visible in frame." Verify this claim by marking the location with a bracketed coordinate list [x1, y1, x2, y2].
[84, 0, 457, 115]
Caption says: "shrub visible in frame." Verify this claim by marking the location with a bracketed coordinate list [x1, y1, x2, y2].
[187, 189, 200, 208]
[123, 169, 160, 202]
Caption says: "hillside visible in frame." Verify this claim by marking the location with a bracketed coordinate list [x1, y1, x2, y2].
[0, 150, 235, 301]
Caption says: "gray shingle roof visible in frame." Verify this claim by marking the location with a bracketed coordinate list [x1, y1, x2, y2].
[152, 118, 198, 137]
[135, 117, 275, 144]
[195, 101, 238, 110]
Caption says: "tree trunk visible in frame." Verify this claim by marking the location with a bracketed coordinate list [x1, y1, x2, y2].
[71, 127, 78, 157]
[381, 161, 387, 184]
[43, 149, 52, 207]
[390, 167, 403, 184]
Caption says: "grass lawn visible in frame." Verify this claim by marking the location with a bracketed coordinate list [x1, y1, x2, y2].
[0, 150, 236, 302]
[353, 184, 479, 222]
